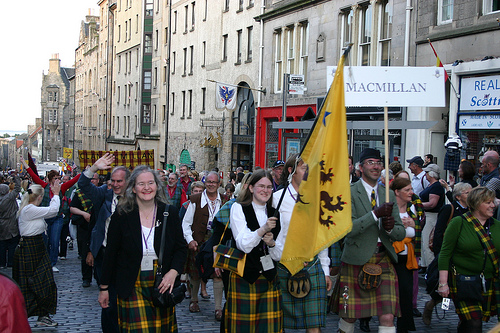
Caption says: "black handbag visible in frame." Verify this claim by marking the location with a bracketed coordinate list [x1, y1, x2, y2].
[454, 273, 484, 302]
[152, 206, 187, 308]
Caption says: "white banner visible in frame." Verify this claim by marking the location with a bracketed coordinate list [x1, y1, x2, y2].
[215, 82, 237, 111]
[460, 75, 500, 111]
[326, 66, 446, 107]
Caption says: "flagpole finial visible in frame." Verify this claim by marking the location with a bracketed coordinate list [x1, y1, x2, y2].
[343, 43, 353, 57]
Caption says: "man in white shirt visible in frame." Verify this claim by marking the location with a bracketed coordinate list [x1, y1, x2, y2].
[407, 156, 429, 196]
[182, 171, 226, 320]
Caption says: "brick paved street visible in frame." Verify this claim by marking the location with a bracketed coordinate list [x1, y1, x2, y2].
[4, 245, 499, 332]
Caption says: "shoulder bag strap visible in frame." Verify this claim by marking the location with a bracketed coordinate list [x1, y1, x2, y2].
[447, 204, 455, 225]
[218, 220, 230, 245]
[157, 204, 170, 270]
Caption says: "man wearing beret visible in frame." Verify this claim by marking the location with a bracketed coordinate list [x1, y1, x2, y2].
[335, 148, 405, 333]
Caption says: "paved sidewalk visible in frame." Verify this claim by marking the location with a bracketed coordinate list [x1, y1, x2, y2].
[4, 246, 499, 332]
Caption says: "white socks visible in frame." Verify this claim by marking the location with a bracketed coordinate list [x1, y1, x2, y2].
[378, 326, 396, 333]
[338, 319, 354, 333]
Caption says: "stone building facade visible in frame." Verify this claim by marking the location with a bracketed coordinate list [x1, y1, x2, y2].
[40, 54, 74, 162]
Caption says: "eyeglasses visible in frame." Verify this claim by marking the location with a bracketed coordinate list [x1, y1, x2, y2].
[205, 181, 218, 184]
[255, 184, 273, 190]
[136, 181, 156, 188]
[364, 161, 384, 166]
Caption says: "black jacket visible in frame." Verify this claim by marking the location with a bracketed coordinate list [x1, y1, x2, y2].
[101, 202, 187, 299]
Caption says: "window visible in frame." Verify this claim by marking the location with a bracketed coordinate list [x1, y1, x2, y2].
[145, 34, 152, 53]
[359, 4, 372, 66]
[184, 5, 189, 33]
[247, 26, 253, 61]
[165, 27, 168, 44]
[118, 25, 121, 42]
[236, 29, 242, 64]
[47, 151, 50, 161]
[171, 92, 175, 115]
[155, 30, 159, 50]
[188, 90, 193, 118]
[163, 66, 167, 83]
[202, 41, 206, 67]
[48, 110, 57, 123]
[182, 91, 186, 118]
[189, 45, 194, 74]
[143, 105, 151, 124]
[154, 67, 158, 87]
[183, 47, 187, 75]
[438, 0, 453, 24]
[136, 14, 139, 33]
[299, 21, 308, 81]
[222, 34, 228, 61]
[47, 129, 51, 141]
[146, 0, 153, 16]
[248, 0, 254, 7]
[172, 51, 176, 74]
[238, 0, 243, 11]
[274, 29, 283, 92]
[173, 11, 177, 33]
[201, 87, 206, 113]
[204, 0, 208, 20]
[117, 86, 121, 103]
[153, 105, 157, 124]
[54, 92, 57, 101]
[162, 105, 166, 122]
[379, 1, 392, 66]
[129, 19, 131, 40]
[340, 8, 353, 54]
[483, 0, 500, 14]
[144, 71, 151, 90]
[224, 0, 230, 12]
[57, 130, 61, 141]
[48, 92, 53, 101]
[286, 25, 295, 73]
[125, 21, 128, 41]
[191, 2, 195, 30]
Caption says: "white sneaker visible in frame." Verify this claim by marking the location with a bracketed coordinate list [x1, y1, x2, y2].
[52, 266, 59, 272]
[59, 256, 66, 260]
[37, 315, 58, 327]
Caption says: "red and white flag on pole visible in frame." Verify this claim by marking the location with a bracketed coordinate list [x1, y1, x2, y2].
[428, 39, 449, 82]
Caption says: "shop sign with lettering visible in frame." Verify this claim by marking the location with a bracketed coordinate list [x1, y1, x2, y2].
[460, 75, 500, 111]
[459, 114, 500, 129]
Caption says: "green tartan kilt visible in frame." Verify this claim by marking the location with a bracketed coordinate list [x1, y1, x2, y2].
[184, 232, 211, 280]
[277, 257, 327, 329]
[333, 252, 400, 319]
[117, 262, 177, 333]
[449, 272, 500, 321]
[12, 234, 57, 317]
[224, 272, 283, 333]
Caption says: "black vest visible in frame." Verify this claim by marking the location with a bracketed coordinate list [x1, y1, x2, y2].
[241, 204, 281, 284]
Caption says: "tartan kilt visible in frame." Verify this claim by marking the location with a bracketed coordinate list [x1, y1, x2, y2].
[449, 273, 500, 321]
[277, 257, 327, 329]
[184, 232, 211, 280]
[333, 252, 400, 319]
[12, 234, 57, 317]
[117, 262, 177, 332]
[224, 272, 283, 333]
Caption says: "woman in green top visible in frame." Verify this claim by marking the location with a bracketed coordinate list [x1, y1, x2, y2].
[438, 187, 500, 333]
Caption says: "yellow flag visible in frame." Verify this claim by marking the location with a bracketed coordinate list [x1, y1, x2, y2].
[63, 147, 73, 159]
[280, 53, 352, 275]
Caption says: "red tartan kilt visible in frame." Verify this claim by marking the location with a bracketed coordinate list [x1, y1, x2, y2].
[333, 252, 400, 319]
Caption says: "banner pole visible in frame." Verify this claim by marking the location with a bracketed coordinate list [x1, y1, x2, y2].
[384, 106, 390, 203]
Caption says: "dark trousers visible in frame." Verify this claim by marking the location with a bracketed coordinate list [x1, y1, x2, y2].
[95, 246, 119, 333]
[45, 215, 63, 266]
[59, 223, 70, 257]
[0, 236, 20, 267]
[394, 254, 416, 332]
[76, 225, 93, 282]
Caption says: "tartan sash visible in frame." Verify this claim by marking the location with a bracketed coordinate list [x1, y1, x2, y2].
[75, 188, 93, 212]
[462, 211, 499, 276]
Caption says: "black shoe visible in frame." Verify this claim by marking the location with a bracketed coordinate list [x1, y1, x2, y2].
[359, 318, 371, 332]
[82, 280, 91, 288]
[413, 308, 422, 317]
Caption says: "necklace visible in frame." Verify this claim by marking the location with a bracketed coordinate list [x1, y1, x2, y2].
[141, 204, 156, 226]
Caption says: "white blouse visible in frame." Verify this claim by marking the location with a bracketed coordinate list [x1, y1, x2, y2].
[398, 208, 416, 255]
[230, 202, 279, 258]
[18, 196, 60, 236]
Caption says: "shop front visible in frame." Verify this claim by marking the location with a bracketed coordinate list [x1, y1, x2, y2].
[457, 73, 500, 168]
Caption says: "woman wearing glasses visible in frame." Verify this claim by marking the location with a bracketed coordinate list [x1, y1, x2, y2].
[98, 166, 187, 332]
[226, 169, 282, 332]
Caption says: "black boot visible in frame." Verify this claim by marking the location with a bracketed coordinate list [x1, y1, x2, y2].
[359, 317, 371, 332]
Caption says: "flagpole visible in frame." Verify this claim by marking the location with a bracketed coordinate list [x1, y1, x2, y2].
[273, 45, 353, 217]
[206, 79, 267, 94]
[427, 38, 460, 99]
